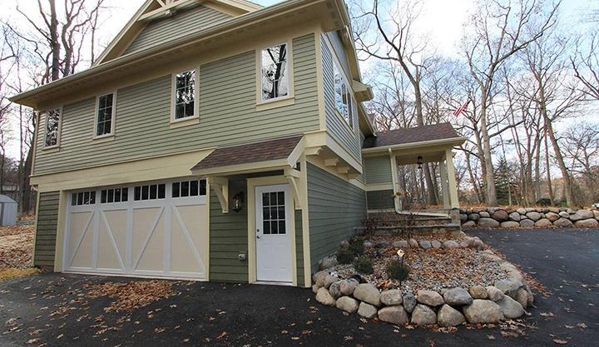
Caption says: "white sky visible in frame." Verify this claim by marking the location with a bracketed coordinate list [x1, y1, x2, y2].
[1, 0, 596, 158]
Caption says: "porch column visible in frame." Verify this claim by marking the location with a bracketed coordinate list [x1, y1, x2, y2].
[389, 150, 400, 211]
[445, 149, 459, 208]
[439, 161, 450, 209]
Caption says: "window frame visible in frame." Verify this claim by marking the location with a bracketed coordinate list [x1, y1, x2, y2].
[256, 40, 294, 108]
[94, 91, 117, 139]
[332, 59, 354, 130]
[43, 106, 63, 149]
[170, 67, 199, 124]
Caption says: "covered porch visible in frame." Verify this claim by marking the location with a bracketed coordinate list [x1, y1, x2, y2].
[362, 123, 466, 214]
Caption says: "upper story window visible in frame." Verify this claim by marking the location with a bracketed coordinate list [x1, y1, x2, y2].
[260, 43, 289, 101]
[173, 69, 196, 120]
[44, 107, 62, 148]
[96, 93, 115, 137]
[333, 62, 353, 129]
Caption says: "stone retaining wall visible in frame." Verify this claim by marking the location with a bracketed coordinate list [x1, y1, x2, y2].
[459, 207, 599, 229]
[313, 249, 533, 327]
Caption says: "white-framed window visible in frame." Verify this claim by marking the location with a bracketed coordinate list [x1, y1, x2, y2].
[134, 183, 166, 201]
[172, 69, 197, 120]
[260, 42, 289, 101]
[172, 179, 206, 198]
[44, 107, 62, 148]
[95, 92, 115, 137]
[71, 190, 96, 206]
[101, 187, 128, 204]
[333, 61, 353, 128]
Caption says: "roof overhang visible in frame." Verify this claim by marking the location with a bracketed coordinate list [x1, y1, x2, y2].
[362, 136, 466, 158]
[10, 0, 350, 109]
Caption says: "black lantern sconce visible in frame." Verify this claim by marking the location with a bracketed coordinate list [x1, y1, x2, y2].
[232, 192, 244, 213]
[417, 155, 423, 170]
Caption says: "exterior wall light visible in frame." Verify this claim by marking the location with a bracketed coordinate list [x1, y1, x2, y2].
[417, 155, 423, 170]
[232, 192, 244, 213]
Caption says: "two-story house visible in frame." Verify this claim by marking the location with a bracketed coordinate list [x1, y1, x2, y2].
[11, 0, 464, 288]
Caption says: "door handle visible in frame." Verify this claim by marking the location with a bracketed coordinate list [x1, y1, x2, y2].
[257, 235, 260, 239]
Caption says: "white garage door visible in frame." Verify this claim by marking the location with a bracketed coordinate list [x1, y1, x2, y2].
[64, 178, 208, 280]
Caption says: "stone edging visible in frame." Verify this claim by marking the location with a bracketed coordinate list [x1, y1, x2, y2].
[459, 207, 599, 229]
[313, 249, 533, 327]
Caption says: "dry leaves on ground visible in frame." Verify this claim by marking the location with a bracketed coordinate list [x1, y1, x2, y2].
[85, 280, 178, 312]
[0, 225, 34, 270]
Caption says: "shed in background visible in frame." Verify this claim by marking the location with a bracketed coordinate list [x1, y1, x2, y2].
[0, 195, 18, 226]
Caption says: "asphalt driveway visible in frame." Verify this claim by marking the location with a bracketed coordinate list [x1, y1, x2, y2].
[1, 228, 597, 346]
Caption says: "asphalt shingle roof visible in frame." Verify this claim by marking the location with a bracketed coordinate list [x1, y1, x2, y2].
[363, 123, 460, 149]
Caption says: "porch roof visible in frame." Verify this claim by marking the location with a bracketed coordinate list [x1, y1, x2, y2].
[190, 135, 303, 176]
[363, 123, 462, 149]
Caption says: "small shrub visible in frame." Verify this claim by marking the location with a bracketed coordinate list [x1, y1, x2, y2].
[348, 236, 364, 256]
[353, 256, 373, 275]
[337, 249, 354, 264]
[386, 260, 410, 281]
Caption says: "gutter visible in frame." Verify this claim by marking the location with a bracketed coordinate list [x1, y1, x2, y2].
[361, 137, 467, 154]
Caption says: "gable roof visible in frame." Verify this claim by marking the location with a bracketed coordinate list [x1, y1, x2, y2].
[95, 0, 262, 66]
[363, 123, 463, 149]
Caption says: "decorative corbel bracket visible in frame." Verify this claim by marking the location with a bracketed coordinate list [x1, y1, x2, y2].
[284, 168, 302, 210]
[207, 176, 229, 213]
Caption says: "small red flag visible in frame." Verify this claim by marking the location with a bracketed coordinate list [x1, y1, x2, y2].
[453, 100, 469, 117]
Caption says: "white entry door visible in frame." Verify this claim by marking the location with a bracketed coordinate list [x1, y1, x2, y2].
[255, 184, 292, 283]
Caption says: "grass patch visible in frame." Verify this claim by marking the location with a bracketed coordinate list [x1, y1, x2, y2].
[0, 267, 40, 281]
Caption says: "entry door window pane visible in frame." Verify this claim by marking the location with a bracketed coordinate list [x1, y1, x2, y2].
[261, 190, 286, 235]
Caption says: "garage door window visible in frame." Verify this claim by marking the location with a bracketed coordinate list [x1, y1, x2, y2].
[71, 191, 96, 206]
[134, 184, 166, 201]
[101, 188, 128, 204]
[172, 179, 206, 198]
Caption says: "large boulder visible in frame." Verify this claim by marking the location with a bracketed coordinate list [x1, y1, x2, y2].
[313, 271, 328, 288]
[545, 212, 560, 222]
[353, 283, 381, 306]
[403, 293, 417, 313]
[380, 289, 403, 306]
[316, 288, 336, 306]
[479, 211, 490, 218]
[495, 279, 521, 298]
[417, 290, 444, 307]
[319, 256, 338, 270]
[501, 221, 520, 228]
[469, 286, 488, 299]
[492, 210, 509, 222]
[516, 208, 527, 215]
[357, 302, 378, 319]
[559, 211, 570, 218]
[463, 300, 504, 323]
[411, 304, 437, 326]
[431, 240, 442, 249]
[336, 296, 359, 313]
[329, 281, 342, 299]
[378, 306, 409, 325]
[469, 213, 481, 221]
[339, 279, 359, 296]
[443, 240, 460, 249]
[437, 304, 466, 327]
[496, 296, 525, 319]
[570, 210, 595, 221]
[526, 211, 542, 221]
[443, 288, 473, 306]
[508, 212, 521, 222]
[554, 218, 573, 228]
[574, 219, 599, 228]
[409, 239, 419, 248]
[324, 275, 339, 289]
[392, 240, 409, 249]
[516, 288, 530, 308]
[462, 221, 477, 228]
[519, 219, 535, 227]
[535, 219, 553, 228]
[419, 240, 432, 249]
[486, 286, 505, 302]
[478, 218, 500, 228]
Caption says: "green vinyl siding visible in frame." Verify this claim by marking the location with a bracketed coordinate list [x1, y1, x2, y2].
[307, 163, 366, 273]
[364, 156, 393, 184]
[33, 34, 319, 175]
[325, 31, 350, 77]
[367, 190, 395, 210]
[124, 5, 232, 55]
[295, 209, 304, 287]
[321, 34, 361, 161]
[34, 192, 60, 267]
[209, 179, 248, 282]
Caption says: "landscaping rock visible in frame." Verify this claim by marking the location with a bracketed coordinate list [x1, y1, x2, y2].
[525, 285, 534, 307]
[392, 240, 409, 249]
[478, 218, 500, 228]
[479, 211, 490, 218]
[316, 288, 336, 306]
[501, 221, 520, 228]
[409, 238, 419, 248]
[486, 286, 505, 302]
[380, 289, 403, 306]
[417, 290, 444, 307]
[319, 256, 338, 270]
[336, 296, 359, 313]
[497, 296, 525, 319]
[443, 240, 459, 249]
[324, 275, 338, 289]
[419, 240, 432, 249]
[443, 287, 473, 306]
[403, 293, 417, 313]
[545, 212, 559, 222]
[508, 212, 521, 222]
[516, 208, 527, 215]
[469, 286, 488, 299]
[340, 240, 349, 249]
[469, 213, 481, 221]
[570, 210, 594, 221]
[495, 279, 521, 298]
[329, 281, 342, 299]
[463, 300, 504, 323]
[559, 211, 570, 218]
[519, 219, 535, 227]
[516, 288, 529, 308]
[594, 210, 599, 219]
[492, 210, 509, 222]
[378, 306, 409, 325]
[353, 283, 381, 306]
[339, 279, 359, 296]
[554, 218, 573, 228]
[312, 284, 319, 293]
[574, 218, 599, 228]
[473, 239, 484, 250]
[411, 304, 437, 326]
[526, 211, 542, 221]
[313, 271, 328, 288]
[363, 241, 374, 248]
[462, 221, 476, 228]
[535, 219, 553, 228]
[357, 302, 378, 319]
[460, 214, 468, 222]
[437, 304, 466, 327]
[431, 240, 442, 249]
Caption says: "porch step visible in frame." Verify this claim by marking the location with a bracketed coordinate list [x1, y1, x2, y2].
[364, 210, 461, 235]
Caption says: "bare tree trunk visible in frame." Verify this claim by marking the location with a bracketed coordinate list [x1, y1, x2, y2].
[544, 128, 554, 205]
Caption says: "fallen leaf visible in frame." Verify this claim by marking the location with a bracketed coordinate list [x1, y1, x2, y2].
[217, 331, 227, 339]
[576, 323, 587, 329]
[553, 339, 568, 345]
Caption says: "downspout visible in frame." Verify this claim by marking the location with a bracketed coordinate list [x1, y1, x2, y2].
[388, 148, 401, 214]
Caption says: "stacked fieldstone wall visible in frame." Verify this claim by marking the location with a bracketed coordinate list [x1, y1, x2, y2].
[459, 207, 599, 229]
